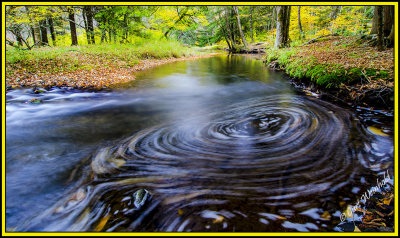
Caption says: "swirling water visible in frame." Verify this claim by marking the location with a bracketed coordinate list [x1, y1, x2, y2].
[5, 55, 394, 232]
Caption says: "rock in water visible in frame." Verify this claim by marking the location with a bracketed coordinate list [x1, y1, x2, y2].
[133, 189, 150, 209]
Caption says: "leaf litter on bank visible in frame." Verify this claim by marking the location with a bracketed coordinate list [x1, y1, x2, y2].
[6, 52, 213, 91]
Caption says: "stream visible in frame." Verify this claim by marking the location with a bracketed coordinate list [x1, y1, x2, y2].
[5, 54, 394, 232]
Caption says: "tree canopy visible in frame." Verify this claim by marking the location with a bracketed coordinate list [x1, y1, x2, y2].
[5, 5, 394, 51]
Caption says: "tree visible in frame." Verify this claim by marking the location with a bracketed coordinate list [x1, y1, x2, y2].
[387, 23, 394, 47]
[68, 7, 78, 46]
[233, 6, 247, 48]
[249, 6, 254, 43]
[224, 6, 237, 51]
[298, 6, 304, 39]
[83, 6, 95, 44]
[274, 6, 291, 48]
[383, 6, 393, 37]
[5, 6, 34, 49]
[48, 17, 56, 45]
[371, 5, 393, 38]
[39, 19, 49, 45]
[163, 7, 190, 38]
[376, 6, 384, 51]
[370, 6, 378, 34]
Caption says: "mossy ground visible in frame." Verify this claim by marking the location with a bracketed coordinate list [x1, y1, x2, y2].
[264, 36, 394, 90]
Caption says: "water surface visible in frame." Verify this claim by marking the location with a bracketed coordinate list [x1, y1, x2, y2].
[6, 55, 394, 232]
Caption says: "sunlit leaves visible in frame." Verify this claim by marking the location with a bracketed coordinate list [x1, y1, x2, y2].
[288, 6, 373, 41]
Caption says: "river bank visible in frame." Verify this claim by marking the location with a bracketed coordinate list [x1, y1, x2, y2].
[5, 40, 211, 91]
[264, 35, 395, 112]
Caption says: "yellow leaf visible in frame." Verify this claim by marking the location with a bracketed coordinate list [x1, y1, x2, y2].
[354, 226, 361, 232]
[94, 214, 111, 232]
[178, 209, 183, 215]
[277, 215, 287, 220]
[367, 126, 389, 136]
[383, 196, 392, 205]
[112, 158, 126, 168]
[213, 215, 224, 223]
[321, 211, 332, 220]
[344, 206, 353, 218]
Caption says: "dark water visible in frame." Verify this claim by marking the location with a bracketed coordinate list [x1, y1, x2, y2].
[5, 55, 394, 232]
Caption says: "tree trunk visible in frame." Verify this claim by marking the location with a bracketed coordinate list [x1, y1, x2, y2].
[274, 6, 290, 48]
[225, 6, 237, 51]
[164, 8, 189, 38]
[250, 6, 254, 43]
[39, 19, 49, 45]
[48, 17, 56, 46]
[233, 6, 247, 48]
[24, 6, 37, 45]
[298, 6, 304, 39]
[370, 6, 378, 34]
[387, 23, 394, 47]
[101, 29, 106, 43]
[217, 9, 232, 50]
[33, 22, 41, 46]
[68, 8, 78, 46]
[84, 6, 95, 44]
[30, 25, 36, 44]
[15, 30, 23, 46]
[82, 7, 90, 44]
[377, 6, 384, 51]
[100, 16, 107, 43]
[283, 6, 291, 45]
[383, 6, 394, 37]
[272, 7, 277, 29]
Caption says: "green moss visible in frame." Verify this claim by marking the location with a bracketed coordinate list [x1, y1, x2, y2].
[365, 68, 377, 77]
[378, 70, 389, 78]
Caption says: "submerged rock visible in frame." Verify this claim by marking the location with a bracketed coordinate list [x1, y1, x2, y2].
[133, 189, 150, 209]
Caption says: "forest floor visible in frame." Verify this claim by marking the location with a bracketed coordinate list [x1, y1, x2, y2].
[264, 35, 395, 112]
[5, 42, 212, 91]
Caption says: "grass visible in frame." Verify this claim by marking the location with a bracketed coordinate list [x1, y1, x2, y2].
[201, 44, 226, 50]
[6, 39, 197, 64]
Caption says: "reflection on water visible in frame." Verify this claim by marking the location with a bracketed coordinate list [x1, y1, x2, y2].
[6, 55, 394, 232]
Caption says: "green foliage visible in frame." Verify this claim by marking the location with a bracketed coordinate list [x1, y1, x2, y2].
[277, 49, 298, 65]
[264, 48, 282, 64]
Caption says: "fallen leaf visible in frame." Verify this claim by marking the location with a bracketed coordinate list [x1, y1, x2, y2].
[94, 214, 111, 232]
[383, 196, 392, 205]
[321, 211, 331, 220]
[367, 126, 389, 136]
[213, 215, 224, 223]
[178, 209, 183, 215]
